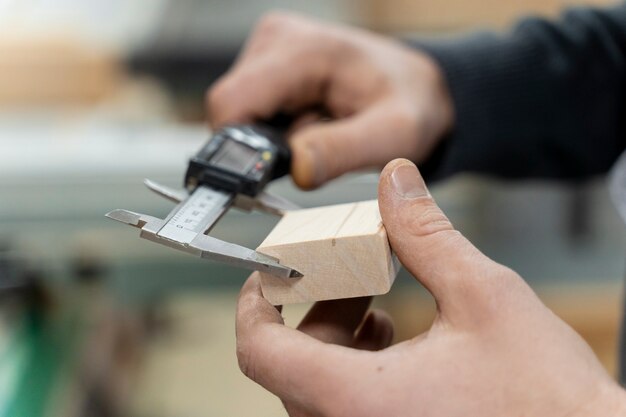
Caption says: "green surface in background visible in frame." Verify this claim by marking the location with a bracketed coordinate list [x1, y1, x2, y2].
[1, 307, 81, 417]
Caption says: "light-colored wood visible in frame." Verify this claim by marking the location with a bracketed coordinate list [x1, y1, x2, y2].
[257, 200, 400, 305]
[357, 0, 616, 32]
[0, 35, 122, 107]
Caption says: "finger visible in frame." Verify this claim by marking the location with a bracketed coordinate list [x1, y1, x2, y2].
[377, 159, 518, 325]
[353, 310, 394, 351]
[290, 100, 421, 189]
[207, 55, 327, 128]
[297, 297, 372, 345]
[283, 401, 312, 417]
[236, 274, 360, 408]
[288, 110, 326, 134]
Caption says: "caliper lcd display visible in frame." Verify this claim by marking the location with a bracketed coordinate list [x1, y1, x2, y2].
[212, 139, 258, 174]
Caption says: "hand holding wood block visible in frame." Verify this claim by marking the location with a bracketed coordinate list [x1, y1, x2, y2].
[257, 200, 399, 305]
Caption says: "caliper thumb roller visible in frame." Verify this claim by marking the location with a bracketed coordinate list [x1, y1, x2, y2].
[106, 121, 303, 279]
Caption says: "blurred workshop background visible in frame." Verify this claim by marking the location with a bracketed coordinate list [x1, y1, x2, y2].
[0, 0, 624, 416]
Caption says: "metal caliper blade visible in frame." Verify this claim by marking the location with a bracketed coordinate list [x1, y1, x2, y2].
[144, 179, 188, 203]
[144, 178, 301, 216]
[107, 187, 303, 278]
[157, 185, 303, 277]
[190, 234, 302, 278]
[106, 208, 302, 278]
[234, 191, 301, 215]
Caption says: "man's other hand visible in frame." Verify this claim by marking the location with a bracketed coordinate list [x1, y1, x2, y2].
[207, 12, 454, 189]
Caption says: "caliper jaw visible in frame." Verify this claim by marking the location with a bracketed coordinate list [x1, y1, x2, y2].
[142, 179, 300, 215]
[105, 208, 302, 279]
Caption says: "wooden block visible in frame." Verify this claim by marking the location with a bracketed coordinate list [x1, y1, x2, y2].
[257, 200, 400, 305]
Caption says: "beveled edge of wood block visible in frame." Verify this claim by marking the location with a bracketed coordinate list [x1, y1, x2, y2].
[260, 282, 395, 305]
[259, 200, 382, 248]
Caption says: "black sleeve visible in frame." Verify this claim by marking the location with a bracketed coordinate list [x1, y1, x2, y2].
[416, 3, 626, 182]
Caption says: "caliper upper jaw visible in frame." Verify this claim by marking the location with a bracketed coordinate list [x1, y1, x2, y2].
[234, 191, 301, 216]
[142, 177, 301, 217]
[143, 179, 189, 203]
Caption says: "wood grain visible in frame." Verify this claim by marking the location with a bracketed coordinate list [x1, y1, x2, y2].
[257, 200, 400, 305]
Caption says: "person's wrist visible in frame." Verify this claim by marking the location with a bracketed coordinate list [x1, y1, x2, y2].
[406, 49, 455, 163]
[423, 53, 455, 138]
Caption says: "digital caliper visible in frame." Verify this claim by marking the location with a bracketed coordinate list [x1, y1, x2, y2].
[106, 124, 303, 278]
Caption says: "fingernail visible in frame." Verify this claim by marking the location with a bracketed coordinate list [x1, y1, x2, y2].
[292, 142, 319, 189]
[391, 164, 428, 198]
[308, 146, 325, 187]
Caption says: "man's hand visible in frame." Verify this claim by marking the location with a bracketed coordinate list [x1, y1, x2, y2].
[236, 159, 626, 417]
[207, 12, 454, 189]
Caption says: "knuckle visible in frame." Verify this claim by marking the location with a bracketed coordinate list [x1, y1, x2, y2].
[206, 80, 229, 109]
[487, 264, 527, 297]
[390, 103, 424, 149]
[389, 102, 419, 131]
[236, 338, 257, 380]
[206, 78, 240, 124]
[255, 11, 297, 37]
[453, 250, 525, 319]
[470, 258, 523, 291]
[402, 198, 454, 238]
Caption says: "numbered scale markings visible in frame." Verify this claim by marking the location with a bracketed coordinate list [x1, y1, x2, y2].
[157, 186, 233, 244]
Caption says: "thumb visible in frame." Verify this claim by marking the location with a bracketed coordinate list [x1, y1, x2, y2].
[378, 159, 518, 326]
